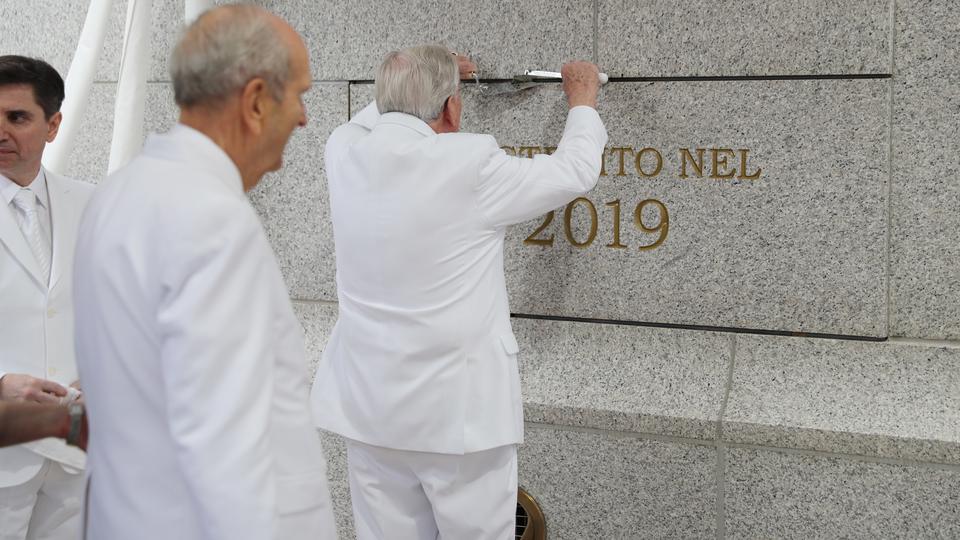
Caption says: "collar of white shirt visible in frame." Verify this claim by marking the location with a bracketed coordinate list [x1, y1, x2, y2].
[1, 168, 47, 209]
[142, 123, 244, 194]
[377, 112, 437, 138]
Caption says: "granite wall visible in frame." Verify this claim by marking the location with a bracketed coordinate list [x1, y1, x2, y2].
[3, 0, 959, 537]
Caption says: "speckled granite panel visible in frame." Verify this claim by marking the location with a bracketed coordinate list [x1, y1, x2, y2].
[1, 0, 121, 81]
[318, 430, 354, 540]
[891, 0, 960, 339]
[598, 0, 892, 77]
[247, 83, 347, 301]
[266, 0, 593, 81]
[515, 317, 728, 440]
[724, 335, 960, 464]
[452, 80, 888, 335]
[520, 426, 717, 539]
[725, 447, 960, 539]
[291, 301, 339, 380]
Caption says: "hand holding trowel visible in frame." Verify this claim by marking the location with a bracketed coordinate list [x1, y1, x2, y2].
[479, 65, 609, 97]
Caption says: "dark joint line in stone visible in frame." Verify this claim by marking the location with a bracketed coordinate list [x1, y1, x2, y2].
[509, 313, 888, 342]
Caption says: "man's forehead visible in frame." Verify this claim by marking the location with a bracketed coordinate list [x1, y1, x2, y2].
[0, 84, 40, 109]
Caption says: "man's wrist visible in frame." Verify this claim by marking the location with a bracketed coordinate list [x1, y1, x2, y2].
[65, 403, 84, 446]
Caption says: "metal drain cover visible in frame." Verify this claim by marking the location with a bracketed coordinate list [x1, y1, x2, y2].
[516, 488, 545, 540]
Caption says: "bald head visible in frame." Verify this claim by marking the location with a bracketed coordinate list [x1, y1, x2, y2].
[170, 4, 302, 109]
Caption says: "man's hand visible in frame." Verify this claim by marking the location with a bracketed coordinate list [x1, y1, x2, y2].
[0, 374, 68, 404]
[453, 52, 478, 80]
[561, 61, 601, 109]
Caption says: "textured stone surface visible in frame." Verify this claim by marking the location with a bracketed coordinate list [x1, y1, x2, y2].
[516, 317, 729, 440]
[446, 80, 888, 336]
[521, 426, 717, 539]
[248, 83, 347, 301]
[292, 301, 339, 379]
[725, 447, 960, 538]
[724, 336, 960, 464]
[891, 0, 960, 340]
[319, 430, 354, 540]
[278, 0, 594, 81]
[598, 0, 892, 77]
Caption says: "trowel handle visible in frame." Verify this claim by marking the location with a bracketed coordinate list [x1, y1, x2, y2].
[524, 70, 610, 85]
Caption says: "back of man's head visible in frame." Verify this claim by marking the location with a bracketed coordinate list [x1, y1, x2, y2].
[0, 56, 64, 120]
[170, 4, 290, 109]
[376, 45, 458, 123]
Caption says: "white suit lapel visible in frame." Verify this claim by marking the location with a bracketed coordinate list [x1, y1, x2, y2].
[0, 188, 45, 288]
[46, 169, 79, 291]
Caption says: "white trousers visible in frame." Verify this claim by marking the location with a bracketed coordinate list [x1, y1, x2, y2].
[0, 459, 83, 540]
[346, 441, 517, 540]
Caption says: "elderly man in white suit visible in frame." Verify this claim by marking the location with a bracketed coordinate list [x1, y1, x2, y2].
[0, 55, 90, 540]
[73, 5, 336, 539]
[312, 45, 607, 539]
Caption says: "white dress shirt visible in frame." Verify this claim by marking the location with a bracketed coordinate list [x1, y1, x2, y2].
[2, 169, 52, 258]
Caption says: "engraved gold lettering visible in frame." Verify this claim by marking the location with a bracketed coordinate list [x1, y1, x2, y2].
[543, 146, 557, 156]
[523, 211, 555, 246]
[737, 149, 761, 180]
[635, 147, 663, 178]
[563, 198, 598, 248]
[710, 148, 737, 179]
[501, 145, 517, 156]
[609, 147, 634, 177]
[605, 200, 627, 249]
[635, 199, 669, 251]
[600, 147, 608, 176]
[679, 148, 705, 178]
[518, 146, 543, 159]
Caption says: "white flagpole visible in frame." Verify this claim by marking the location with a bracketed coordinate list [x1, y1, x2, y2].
[42, 0, 115, 176]
[107, 0, 153, 174]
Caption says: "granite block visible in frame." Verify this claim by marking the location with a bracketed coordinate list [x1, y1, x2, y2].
[291, 301, 339, 380]
[515, 317, 729, 440]
[891, 0, 960, 340]
[520, 425, 717, 539]
[248, 83, 348, 302]
[723, 335, 960, 464]
[598, 0, 892, 77]
[0, 0, 119, 81]
[318, 430, 354, 540]
[449, 80, 888, 336]
[271, 0, 594, 81]
[725, 446, 960, 539]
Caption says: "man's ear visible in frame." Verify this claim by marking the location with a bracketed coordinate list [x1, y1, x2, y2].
[241, 77, 270, 135]
[45, 111, 62, 143]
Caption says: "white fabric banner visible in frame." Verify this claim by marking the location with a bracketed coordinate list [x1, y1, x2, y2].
[42, 0, 115, 176]
[107, 0, 153, 173]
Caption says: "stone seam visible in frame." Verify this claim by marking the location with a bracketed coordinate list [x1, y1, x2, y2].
[524, 421, 960, 473]
[885, 0, 897, 336]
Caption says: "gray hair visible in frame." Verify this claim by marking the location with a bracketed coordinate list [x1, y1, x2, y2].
[375, 45, 458, 123]
[170, 4, 289, 108]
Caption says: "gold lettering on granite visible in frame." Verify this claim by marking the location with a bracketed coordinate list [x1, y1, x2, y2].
[635, 147, 663, 178]
[679, 148, 706, 178]
[710, 148, 738, 179]
[563, 197, 599, 248]
[737, 149, 761, 180]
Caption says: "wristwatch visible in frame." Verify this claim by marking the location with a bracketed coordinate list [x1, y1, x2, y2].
[66, 403, 84, 447]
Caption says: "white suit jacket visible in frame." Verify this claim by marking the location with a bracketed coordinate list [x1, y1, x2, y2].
[74, 125, 336, 540]
[311, 103, 607, 454]
[0, 168, 91, 486]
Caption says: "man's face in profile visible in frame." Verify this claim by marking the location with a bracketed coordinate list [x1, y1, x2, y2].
[261, 40, 311, 173]
[0, 84, 60, 185]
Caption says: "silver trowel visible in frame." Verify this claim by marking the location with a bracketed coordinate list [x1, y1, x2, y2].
[476, 70, 610, 96]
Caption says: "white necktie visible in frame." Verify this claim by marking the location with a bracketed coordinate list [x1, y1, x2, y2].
[11, 189, 51, 282]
